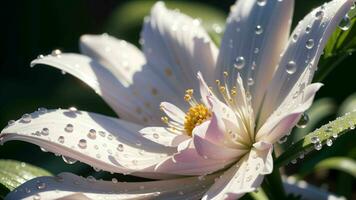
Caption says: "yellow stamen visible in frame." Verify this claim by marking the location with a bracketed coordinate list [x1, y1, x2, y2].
[184, 104, 212, 136]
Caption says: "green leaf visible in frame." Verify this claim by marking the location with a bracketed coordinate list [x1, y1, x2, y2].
[275, 111, 356, 168]
[314, 10, 356, 82]
[105, 0, 226, 45]
[0, 160, 52, 198]
[313, 157, 356, 177]
[338, 92, 356, 116]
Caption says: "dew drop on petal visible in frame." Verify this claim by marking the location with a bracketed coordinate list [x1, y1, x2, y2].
[286, 61, 297, 74]
[65, 124, 74, 133]
[78, 139, 87, 149]
[305, 25, 312, 33]
[62, 156, 77, 164]
[99, 131, 106, 137]
[117, 144, 124, 152]
[51, 49, 62, 57]
[112, 178, 118, 183]
[234, 56, 245, 69]
[41, 128, 49, 136]
[338, 14, 351, 31]
[314, 142, 322, 151]
[255, 25, 263, 35]
[306, 39, 314, 49]
[40, 147, 48, 152]
[297, 113, 309, 128]
[7, 120, 15, 126]
[247, 78, 254, 86]
[21, 114, 32, 123]
[315, 10, 324, 20]
[58, 136, 65, 144]
[87, 176, 96, 182]
[292, 33, 298, 42]
[87, 129, 96, 139]
[291, 159, 297, 164]
[37, 107, 47, 114]
[36, 182, 46, 190]
[257, 0, 267, 6]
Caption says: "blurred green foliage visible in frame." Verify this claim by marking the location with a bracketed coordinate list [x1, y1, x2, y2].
[0, 0, 355, 199]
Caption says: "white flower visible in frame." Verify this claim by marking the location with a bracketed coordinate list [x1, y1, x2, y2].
[1, 0, 353, 199]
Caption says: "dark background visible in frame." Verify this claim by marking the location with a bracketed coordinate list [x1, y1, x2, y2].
[0, 0, 355, 197]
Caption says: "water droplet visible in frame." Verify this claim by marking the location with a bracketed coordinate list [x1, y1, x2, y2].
[326, 138, 333, 146]
[153, 133, 159, 139]
[310, 136, 320, 144]
[136, 141, 142, 147]
[314, 142, 322, 151]
[78, 139, 87, 149]
[257, 0, 267, 6]
[315, 10, 324, 20]
[234, 56, 245, 69]
[40, 147, 48, 152]
[21, 113, 32, 123]
[37, 107, 47, 114]
[292, 33, 298, 42]
[255, 25, 263, 35]
[247, 78, 254, 86]
[112, 178, 118, 183]
[58, 136, 65, 144]
[291, 159, 297, 164]
[332, 132, 338, 138]
[116, 144, 124, 152]
[41, 128, 49, 136]
[107, 134, 113, 140]
[87, 129, 96, 139]
[305, 25, 312, 33]
[246, 175, 252, 182]
[278, 135, 288, 144]
[51, 49, 62, 57]
[286, 61, 297, 74]
[299, 153, 305, 159]
[338, 15, 351, 31]
[297, 113, 309, 128]
[68, 107, 77, 112]
[254, 48, 259, 54]
[306, 39, 314, 49]
[62, 156, 77, 164]
[87, 176, 96, 182]
[33, 194, 41, 200]
[7, 120, 15, 126]
[65, 124, 73, 132]
[99, 131, 106, 137]
[36, 182, 46, 190]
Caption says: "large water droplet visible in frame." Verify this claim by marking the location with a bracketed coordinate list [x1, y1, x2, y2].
[338, 15, 351, 31]
[314, 142, 322, 151]
[65, 124, 73, 133]
[234, 56, 245, 69]
[305, 25, 312, 33]
[87, 129, 96, 139]
[310, 136, 320, 144]
[286, 61, 297, 74]
[51, 49, 62, 57]
[326, 138, 333, 146]
[78, 139, 87, 149]
[257, 0, 267, 6]
[255, 25, 263, 35]
[306, 39, 314, 49]
[62, 156, 77, 164]
[21, 114, 32, 123]
[297, 113, 309, 128]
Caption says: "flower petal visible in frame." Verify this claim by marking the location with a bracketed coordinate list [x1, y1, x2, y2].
[139, 127, 190, 147]
[160, 102, 186, 125]
[142, 2, 218, 94]
[31, 53, 165, 125]
[216, 0, 294, 114]
[193, 124, 247, 160]
[202, 147, 273, 200]
[155, 146, 233, 176]
[5, 172, 218, 200]
[0, 109, 178, 179]
[259, 0, 354, 126]
[256, 83, 323, 143]
[80, 34, 183, 123]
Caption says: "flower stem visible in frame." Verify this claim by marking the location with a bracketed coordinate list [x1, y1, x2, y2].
[262, 152, 286, 199]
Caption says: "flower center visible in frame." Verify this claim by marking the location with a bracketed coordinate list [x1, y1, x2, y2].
[184, 104, 211, 136]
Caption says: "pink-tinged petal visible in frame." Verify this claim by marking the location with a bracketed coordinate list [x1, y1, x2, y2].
[259, 0, 354, 126]
[256, 83, 323, 143]
[155, 147, 233, 176]
[159, 102, 186, 125]
[0, 109, 179, 179]
[139, 127, 189, 147]
[202, 147, 273, 200]
[80, 34, 184, 123]
[193, 126, 247, 160]
[197, 72, 214, 106]
[216, 0, 294, 116]
[142, 2, 218, 94]
[31, 53, 166, 125]
[5, 172, 218, 200]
